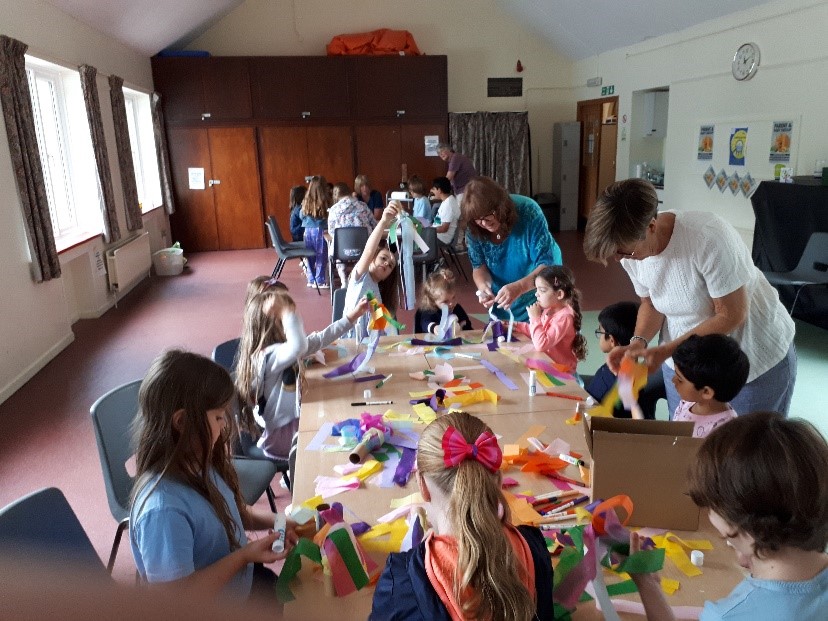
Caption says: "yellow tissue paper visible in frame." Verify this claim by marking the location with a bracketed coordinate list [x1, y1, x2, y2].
[390, 493, 424, 508]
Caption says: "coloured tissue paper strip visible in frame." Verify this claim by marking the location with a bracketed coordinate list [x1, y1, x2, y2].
[479, 358, 519, 390]
[443, 387, 499, 408]
[275, 537, 322, 602]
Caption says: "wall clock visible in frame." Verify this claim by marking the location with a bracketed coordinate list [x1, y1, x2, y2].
[732, 42, 760, 81]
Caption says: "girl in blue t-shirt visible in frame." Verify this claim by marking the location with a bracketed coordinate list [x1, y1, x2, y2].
[301, 176, 331, 288]
[129, 350, 297, 599]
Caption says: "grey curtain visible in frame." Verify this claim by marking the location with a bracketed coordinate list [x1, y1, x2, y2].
[0, 35, 60, 282]
[108, 75, 143, 231]
[150, 92, 175, 214]
[448, 111, 531, 195]
[79, 64, 121, 243]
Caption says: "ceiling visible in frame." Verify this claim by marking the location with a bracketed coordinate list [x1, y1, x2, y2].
[45, 0, 772, 59]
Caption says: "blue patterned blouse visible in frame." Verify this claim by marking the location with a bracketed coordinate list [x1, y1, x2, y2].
[467, 194, 562, 321]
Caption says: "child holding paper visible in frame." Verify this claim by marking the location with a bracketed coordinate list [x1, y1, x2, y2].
[414, 268, 473, 335]
[670, 334, 749, 436]
[370, 411, 553, 620]
[629, 411, 828, 620]
[511, 266, 587, 373]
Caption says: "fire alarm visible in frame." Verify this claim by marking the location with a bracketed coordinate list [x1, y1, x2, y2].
[516, 60, 524, 73]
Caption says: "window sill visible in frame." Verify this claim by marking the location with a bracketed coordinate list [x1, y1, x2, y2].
[57, 230, 103, 254]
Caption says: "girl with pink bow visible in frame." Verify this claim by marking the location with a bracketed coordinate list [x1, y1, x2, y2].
[370, 412, 553, 621]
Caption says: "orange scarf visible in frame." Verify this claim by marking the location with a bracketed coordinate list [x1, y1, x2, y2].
[423, 524, 536, 620]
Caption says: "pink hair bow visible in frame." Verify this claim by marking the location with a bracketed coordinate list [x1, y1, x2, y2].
[441, 426, 502, 473]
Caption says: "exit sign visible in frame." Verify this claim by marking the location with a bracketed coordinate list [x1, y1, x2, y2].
[601, 85, 615, 96]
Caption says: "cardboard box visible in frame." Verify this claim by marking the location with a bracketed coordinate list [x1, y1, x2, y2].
[583, 416, 703, 530]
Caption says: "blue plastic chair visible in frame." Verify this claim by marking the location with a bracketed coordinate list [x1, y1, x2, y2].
[90, 379, 279, 573]
[0, 487, 110, 579]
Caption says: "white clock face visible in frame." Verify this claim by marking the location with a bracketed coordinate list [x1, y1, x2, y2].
[732, 43, 760, 81]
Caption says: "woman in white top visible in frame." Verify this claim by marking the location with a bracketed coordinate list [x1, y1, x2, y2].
[583, 178, 796, 416]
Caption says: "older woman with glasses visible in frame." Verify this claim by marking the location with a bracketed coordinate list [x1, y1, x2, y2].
[463, 177, 562, 321]
[583, 178, 797, 416]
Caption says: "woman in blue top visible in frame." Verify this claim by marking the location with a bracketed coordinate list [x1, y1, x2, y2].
[463, 177, 563, 321]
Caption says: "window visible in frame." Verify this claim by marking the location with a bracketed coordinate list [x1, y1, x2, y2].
[26, 56, 103, 249]
[123, 88, 162, 213]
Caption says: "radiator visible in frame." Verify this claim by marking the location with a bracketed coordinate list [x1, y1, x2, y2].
[106, 231, 151, 293]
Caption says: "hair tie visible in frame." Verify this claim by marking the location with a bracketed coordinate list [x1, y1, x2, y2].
[441, 426, 502, 473]
[265, 277, 283, 288]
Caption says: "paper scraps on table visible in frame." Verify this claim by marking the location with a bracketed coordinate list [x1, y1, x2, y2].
[503, 490, 544, 526]
[412, 402, 437, 423]
[525, 358, 574, 382]
[324, 522, 379, 596]
[358, 517, 410, 554]
[306, 422, 336, 451]
[275, 537, 322, 601]
[480, 358, 519, 390]
[323, 330, 381, 378]
[443, 387, 499, 408]
[651, 533, 713, 578]
[314, 475, 361, 499]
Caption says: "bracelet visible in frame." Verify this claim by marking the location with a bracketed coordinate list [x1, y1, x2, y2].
[630, 335, 648, 346]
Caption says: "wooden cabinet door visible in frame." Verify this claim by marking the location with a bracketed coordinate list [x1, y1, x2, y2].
[167, 128, 219, 251]
[208, 128, 264, 249]
[258, 127, 309, 240]
[349, 56, 447, 120]
[355, 125, 402, 197]
[400, 123, 447, 184]
[306, 126, 354, 186]
[251, 57, 350, 120]
[202, 58, 252, 121]
[152, 58, 205, 124]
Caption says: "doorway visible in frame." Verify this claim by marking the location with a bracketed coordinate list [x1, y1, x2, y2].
[576, 96, 618, 227]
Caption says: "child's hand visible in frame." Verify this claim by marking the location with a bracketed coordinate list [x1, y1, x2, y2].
[526, 303, 542, 320]
[381, 203, 400, 223]
[345, 296, 372, 323]
[243, 532, 283, 564]
[628, 532, 660, 586]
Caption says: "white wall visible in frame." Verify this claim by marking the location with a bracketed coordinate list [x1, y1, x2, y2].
[572, 0, 828, 435]
[0, 0, 166, 404]
[187, 0, 577, 193]
[573, 0, 828, 243]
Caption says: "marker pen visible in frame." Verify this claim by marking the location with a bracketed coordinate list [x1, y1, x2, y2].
[375, 374, 393, 389]
[549, 495, 590, 514]
[351, 400, 394, 406]
[558, 453, 586, 467]
[528, 371, 537, 397]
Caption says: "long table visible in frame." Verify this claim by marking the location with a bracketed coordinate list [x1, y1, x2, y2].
[285, 334, 742, 619]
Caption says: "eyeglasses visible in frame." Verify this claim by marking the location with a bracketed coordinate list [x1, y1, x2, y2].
[594, 329, 608, 338]
[615, 237, 644, 258]
[474, 212, 497, 225]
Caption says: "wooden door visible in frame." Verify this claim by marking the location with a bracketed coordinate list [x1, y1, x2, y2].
[400, 123, 446, 184]
[306, 126, 354, 187]
[208, 128, 264, 249]
[355, 125, 402, 198]
[597, 123, 618, 198]
[251, 57, 350, 120]
[577, 96, 618, 222]
[167, 127, 219, 251]
[258, 127, 310, 240]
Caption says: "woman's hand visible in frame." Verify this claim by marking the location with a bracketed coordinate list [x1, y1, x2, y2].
[638, 344, 670, 374]
[493, 282, 524, 309]
[477, 286, 495, 309]
[526, 303, 542, 320]
[345, 296, 372, 323]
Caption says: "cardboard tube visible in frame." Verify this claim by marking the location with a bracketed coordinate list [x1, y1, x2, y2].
[349, 428, 384, 464]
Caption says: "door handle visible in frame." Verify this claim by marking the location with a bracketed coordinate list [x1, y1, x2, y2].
[209, 179, 221, 187]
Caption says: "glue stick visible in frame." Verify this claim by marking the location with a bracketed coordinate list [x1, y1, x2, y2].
[272, 513, 286, 553]
[528, 371, 537, 397]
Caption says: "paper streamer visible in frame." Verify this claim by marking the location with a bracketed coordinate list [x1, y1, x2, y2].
[480, 358, 519, 390]
[392, 447, 417, 486]
[324, 524, 373, 596]
[276, 537, 322, 602]
[443, 387, 499, 408]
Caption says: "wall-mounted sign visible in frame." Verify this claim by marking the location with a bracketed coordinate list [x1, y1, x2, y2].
[768, 121, 793, 163]
[601, 85, 615, 96]
[729, 128, 748, 166]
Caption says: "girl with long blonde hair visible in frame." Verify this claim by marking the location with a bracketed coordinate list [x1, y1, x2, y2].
[235, 288, 369, 460]
[370, 411, 553, 620]
[301, 175, 332, 287]
[129, 350, 295, 599]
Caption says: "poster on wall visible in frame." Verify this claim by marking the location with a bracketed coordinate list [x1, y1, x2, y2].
[729, 128, 748, 166]
[697, 125, 714, 160]
[768, 121, 793, 163]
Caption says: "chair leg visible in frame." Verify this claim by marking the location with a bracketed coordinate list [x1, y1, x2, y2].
[282, 470, 291, 492]
[107, 519, 129, 574]
[271, 259, 284, 279]
[275, 258, 286, 279]
[265, 485, 277, 513]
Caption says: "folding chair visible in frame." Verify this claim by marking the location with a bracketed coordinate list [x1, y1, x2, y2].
[90, 380, 280, 573]
[439, 224, 469, 282]
[266, 216, 321, 295]
[762, 231, 828, 315]
[0, 487, 110, 579]
[328, 226, 369, 298]
[212, 337, 241, 372]
[332, 287, 347, 323]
